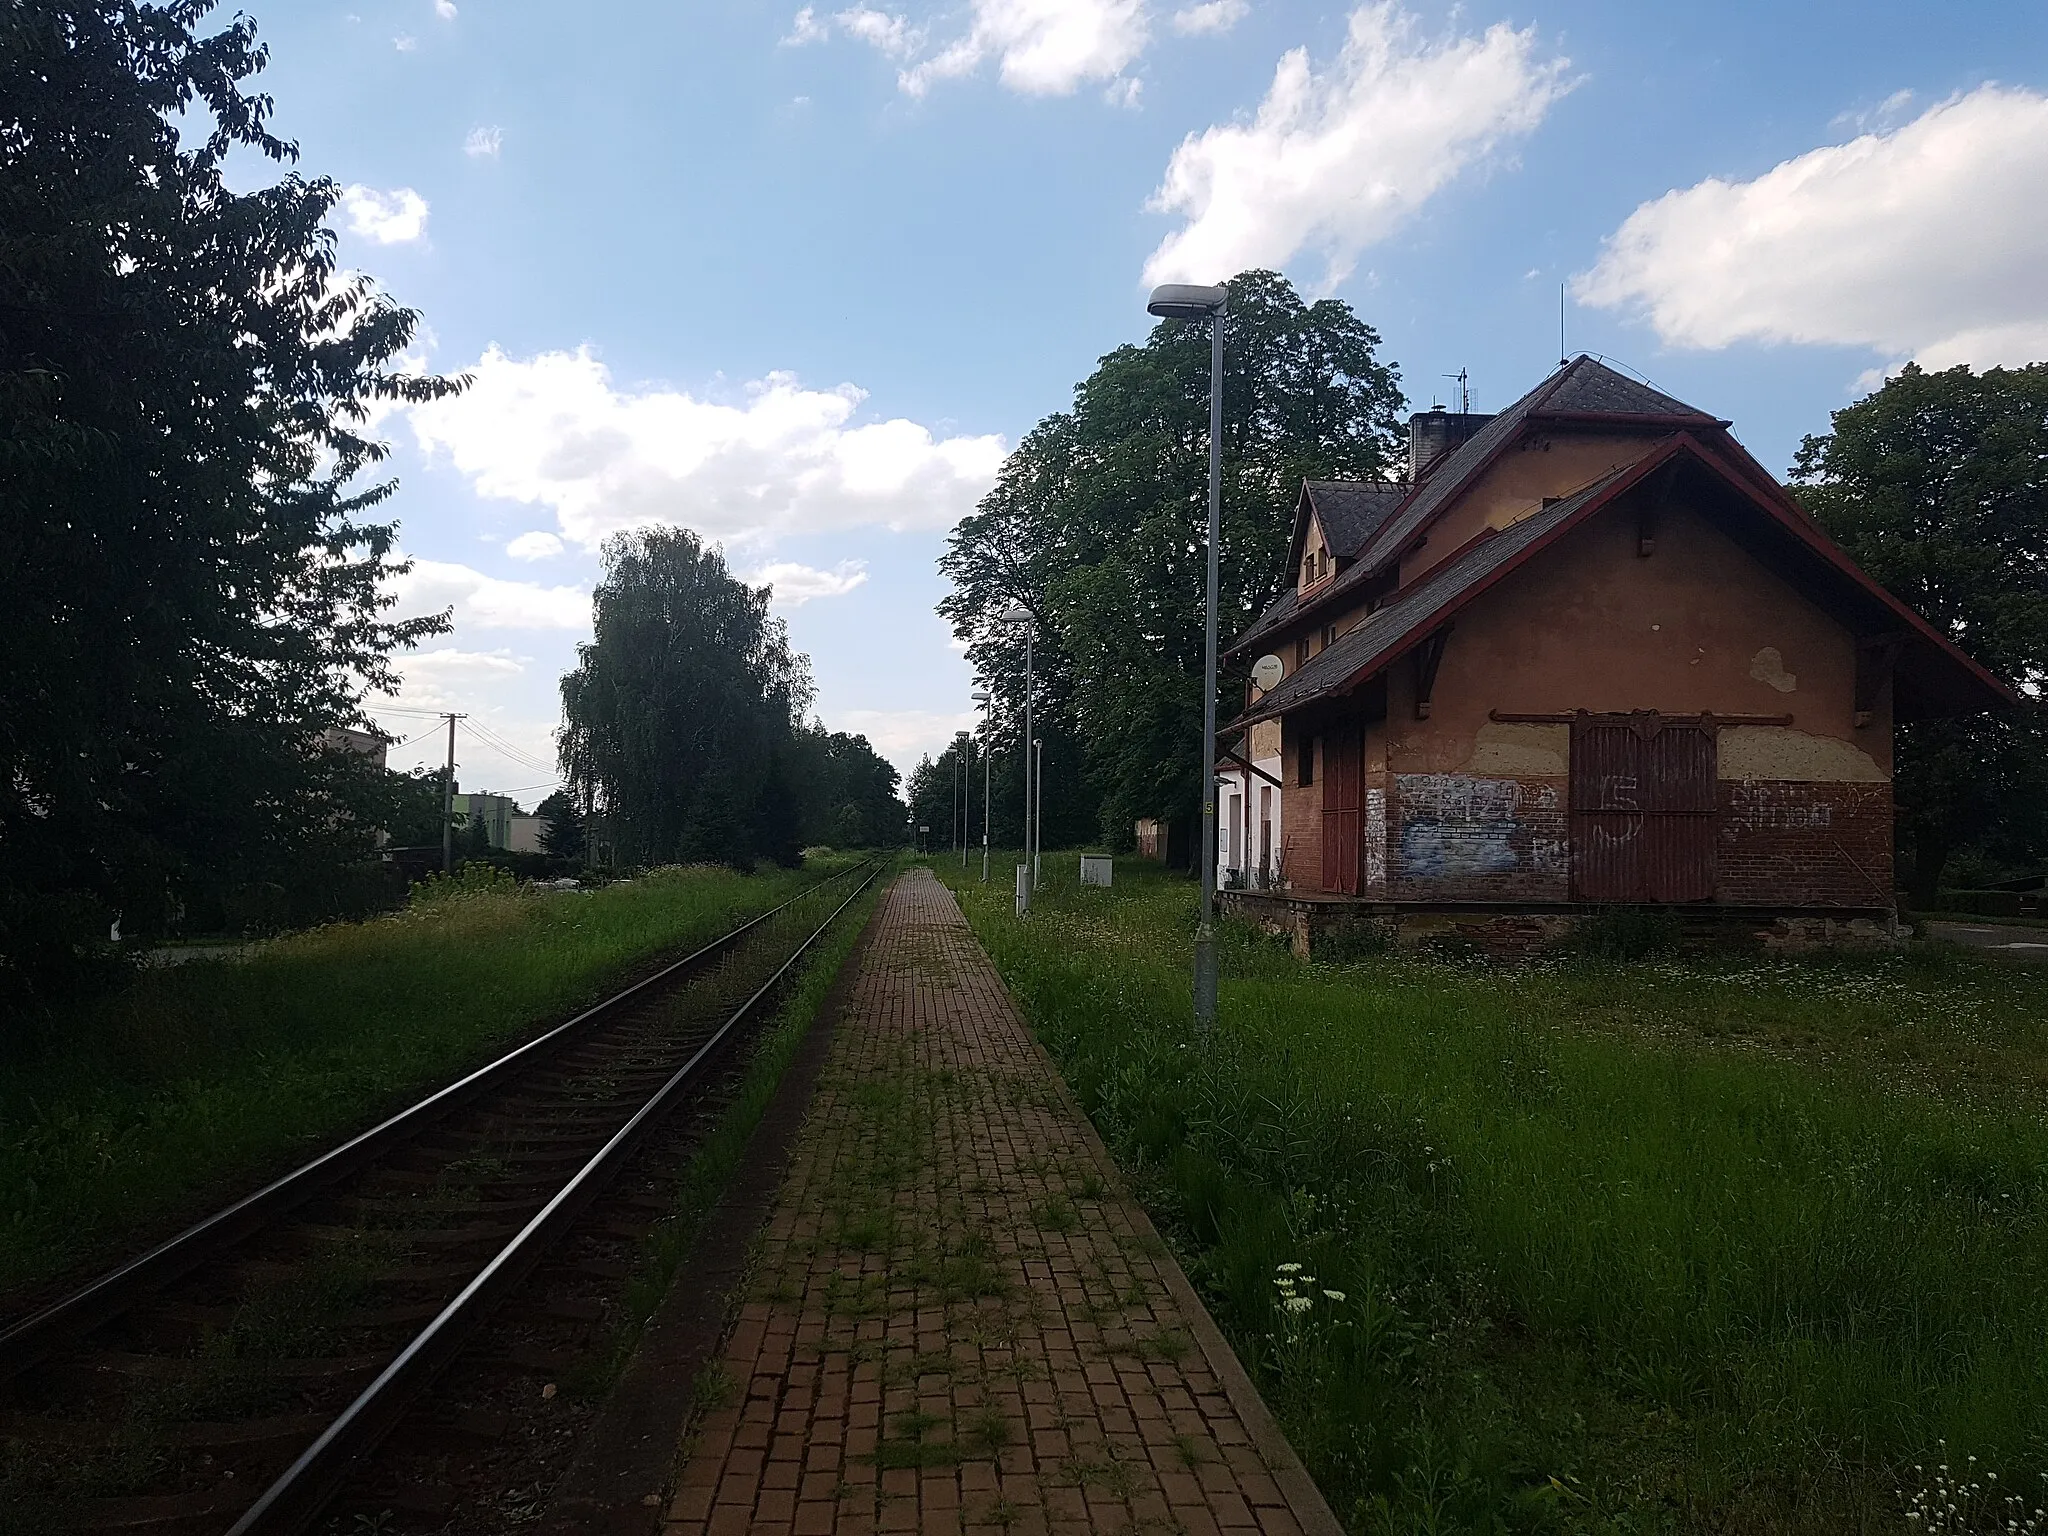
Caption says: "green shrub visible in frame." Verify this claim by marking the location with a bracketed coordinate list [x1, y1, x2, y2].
[1937, 889, 2027, 918]
[1560, 904, 1682, 959]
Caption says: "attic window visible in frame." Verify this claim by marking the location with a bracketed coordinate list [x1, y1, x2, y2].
[1295, 637, 1310, 668]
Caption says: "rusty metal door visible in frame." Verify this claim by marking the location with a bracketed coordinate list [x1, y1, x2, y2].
[1321, 722, 1363, 895]
[1570, 715, 1716, 903]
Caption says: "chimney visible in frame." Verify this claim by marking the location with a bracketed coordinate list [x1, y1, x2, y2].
[1408, 407, 1495, 483]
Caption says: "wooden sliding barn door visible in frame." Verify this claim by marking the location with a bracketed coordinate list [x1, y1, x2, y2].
[1569, 714, 1716, 903]
[1320, 721, 1363, 896]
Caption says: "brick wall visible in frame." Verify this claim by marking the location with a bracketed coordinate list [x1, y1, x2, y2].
[1387, 772, 1570, 902]
[1715, 780, 1893, 907]
[1368, 772, 1893, 908]
[1278, 722, 1321, 890]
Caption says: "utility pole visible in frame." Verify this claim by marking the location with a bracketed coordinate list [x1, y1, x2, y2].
[440, 712, 466, 875]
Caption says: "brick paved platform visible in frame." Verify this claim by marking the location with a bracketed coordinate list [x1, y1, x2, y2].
[665, 868, 1340, 1536]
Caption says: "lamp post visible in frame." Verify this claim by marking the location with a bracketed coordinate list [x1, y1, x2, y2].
[956, 730, 972, 869]
[1146, 279, 1228, 1033]
[998, 602, 1034, 915]
[972, 689, 992, 881]
[1032, 737, 1043, 887]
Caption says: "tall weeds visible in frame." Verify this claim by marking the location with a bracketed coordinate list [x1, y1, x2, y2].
[0, 860, 852, 1298]
[945, 855, 2048, 1532]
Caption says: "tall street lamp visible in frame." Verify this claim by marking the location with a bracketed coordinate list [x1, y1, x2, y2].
[1147, 279, 1228, 1033]
[998, 601, 1034, 915]
[972, 689, 992, 882]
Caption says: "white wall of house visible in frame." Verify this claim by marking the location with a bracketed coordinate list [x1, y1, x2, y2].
[1217, 757, 1283, 889]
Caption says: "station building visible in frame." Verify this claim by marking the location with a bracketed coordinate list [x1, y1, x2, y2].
[1213, 357, 2013, 944]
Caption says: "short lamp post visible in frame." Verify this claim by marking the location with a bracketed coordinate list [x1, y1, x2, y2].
[972, 689, 992, 882]
[998, 601, 1034, 915]
[1146, 279, 1228, 1033]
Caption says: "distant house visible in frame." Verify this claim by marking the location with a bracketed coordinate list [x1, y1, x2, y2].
[451, 791, 526, 850]
[319, 724, 391, 768]
[1215, 358, 2012, 936]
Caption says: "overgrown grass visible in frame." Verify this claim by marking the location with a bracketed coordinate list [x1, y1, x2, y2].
[0, 858, 861, 1300]
[941, 853, 2048, 1533]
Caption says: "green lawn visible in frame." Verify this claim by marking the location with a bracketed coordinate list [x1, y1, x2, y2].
[937, 855, 2048, 1534]
[0, 859, 859, 1302]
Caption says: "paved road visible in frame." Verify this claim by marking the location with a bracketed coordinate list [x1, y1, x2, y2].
[1924, 920, 2048, 961]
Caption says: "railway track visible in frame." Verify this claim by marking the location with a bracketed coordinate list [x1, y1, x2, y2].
[0, 859, 884, 1535]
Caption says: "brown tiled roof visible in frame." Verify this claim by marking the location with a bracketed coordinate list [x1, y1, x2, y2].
[1229, 358, 1718, 658]
[1304, 480, 1406, 557]
[1227, 433, 2020, 728]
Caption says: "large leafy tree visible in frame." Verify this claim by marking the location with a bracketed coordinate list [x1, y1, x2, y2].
[938, 270, 1404, 849]
[1, 2, 459, 992]
[1793, 362, 2048, 901]
[558, 529, 812, 869]
[788, 728, 906, 848]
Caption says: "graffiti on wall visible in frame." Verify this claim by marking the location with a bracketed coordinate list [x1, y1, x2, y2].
[1395, 774, 1564, 880]
[1365, 787, 1387, 888]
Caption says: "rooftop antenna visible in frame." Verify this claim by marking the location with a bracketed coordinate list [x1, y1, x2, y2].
[1559, 283, 1568, 367]
[1441, 368, 1470, 415]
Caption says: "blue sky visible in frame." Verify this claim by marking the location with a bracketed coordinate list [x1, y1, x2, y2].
[247, 0, 2048, 799]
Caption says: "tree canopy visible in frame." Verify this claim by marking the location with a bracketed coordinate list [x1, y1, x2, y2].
[1, 1, 460, 994]
[938, 270, 1404, 849]
[557, 529, 908, 866]
[1793, 362, 2048, 899]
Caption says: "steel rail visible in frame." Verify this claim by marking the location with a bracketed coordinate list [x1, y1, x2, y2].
[0, 860, 871, 1378]
[225, 860, 886, 1536]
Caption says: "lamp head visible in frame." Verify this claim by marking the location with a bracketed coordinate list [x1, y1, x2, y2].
[997, 602, 1033, 624]
[971, 689, 991, 703]
[1146, 282, 1228, 320]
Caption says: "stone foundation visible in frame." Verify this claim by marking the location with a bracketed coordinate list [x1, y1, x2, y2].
[1222, 890, 1906, 961]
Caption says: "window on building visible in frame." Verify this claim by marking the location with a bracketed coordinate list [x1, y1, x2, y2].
[1297, 734, 1315, 786]
[1295, 636, 1309, 668]
[1320, 623, 1336, 650]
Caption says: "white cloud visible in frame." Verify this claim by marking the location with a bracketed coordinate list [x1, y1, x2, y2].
[393, 32, 417, 51]
[1143, 2, 1572, 288]
[838, 6, 918, 55]
[505, 531, 565, 561]
[1574, 85, 2048, 374]
[404, 346, 1007, 551]
[783, 6, 830, 44]
[390, 557, 590, 631]
[900, 0, 1147, 96]
[1830, 87, 1914, 135]
[746, 559, 871, 605]
[1105, 75, 1143, 108]
[339, 184, 429, 244]
[1172, 0, 1245, 36]
[434, 0, 457, 17]
[464, 125, 502, 158]
[826, 707, 978, 777]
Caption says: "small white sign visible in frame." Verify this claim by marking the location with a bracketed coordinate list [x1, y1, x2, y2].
[1080, 855, 1114, 887]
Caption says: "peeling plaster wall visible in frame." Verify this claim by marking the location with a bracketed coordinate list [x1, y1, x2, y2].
[1405, 433, 1661, 584]
[1719, 726, 1885, 783]
[1387, 496, 1888, 775]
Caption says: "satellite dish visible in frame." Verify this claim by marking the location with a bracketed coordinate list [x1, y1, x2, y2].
[1251, 653, 1284, 692]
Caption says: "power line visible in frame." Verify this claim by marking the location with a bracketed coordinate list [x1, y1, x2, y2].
[462, 719, 556, 774]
